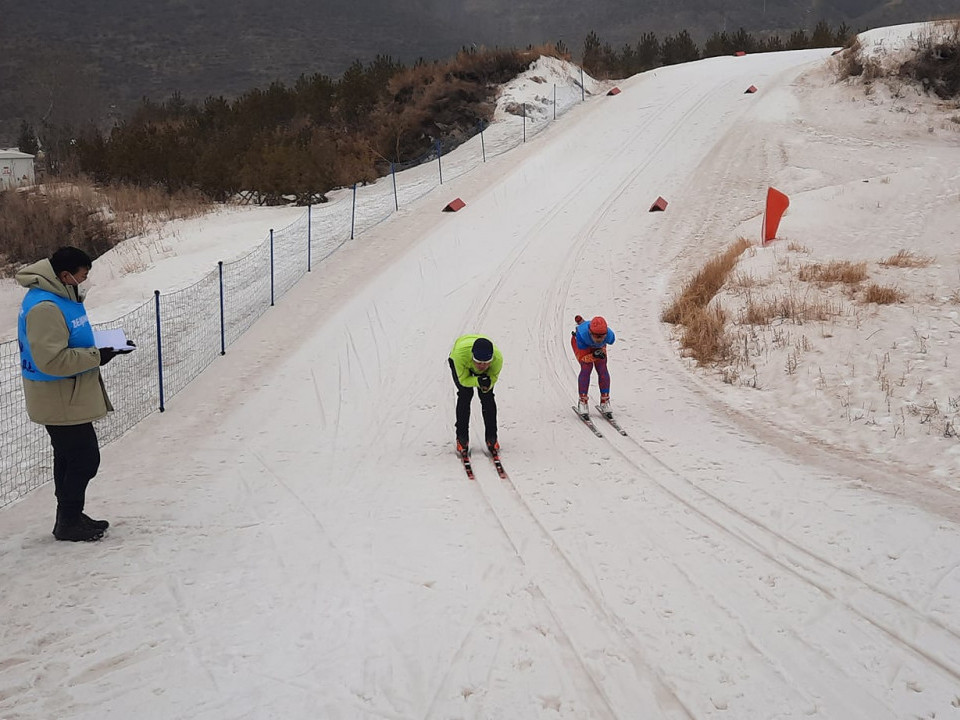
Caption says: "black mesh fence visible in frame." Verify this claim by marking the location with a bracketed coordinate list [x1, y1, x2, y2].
[0, 79, 592, 508]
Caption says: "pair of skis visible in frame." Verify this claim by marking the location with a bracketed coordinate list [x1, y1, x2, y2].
[572, 405, 628, 437]
[459, 447, 508, 480]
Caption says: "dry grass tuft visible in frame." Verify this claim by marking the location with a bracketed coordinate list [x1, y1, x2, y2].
[662, 237, 751, 324]
[786, 241, 809, 253]
[680, 304, 731, 365]
[798, 260, 868, 285]
[741, 293, 845, 325]
[862, 284, 905, 304]
[662, 237, 751, 364]
[879, 249, 934, 268]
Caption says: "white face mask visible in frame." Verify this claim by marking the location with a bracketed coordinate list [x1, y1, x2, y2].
[62, 271, 88, 288]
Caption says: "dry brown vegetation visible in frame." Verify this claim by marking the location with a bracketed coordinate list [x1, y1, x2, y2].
[0, 178, 209, 275]
[836, 20, 960, 99]
[900, 20, 960, 99]
[797, 260, 868, 285]
[740, 292, 845, 325]
[879, 249, 934, 267]
[862, 283, 905, 304]
[833, 38, 884, 82]
[662, 237, 751, 364]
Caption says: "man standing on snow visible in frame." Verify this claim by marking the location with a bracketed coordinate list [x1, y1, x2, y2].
[448, 335, 503, 456]
[17, 246, 131, 542]
[571, 314, 616, 417]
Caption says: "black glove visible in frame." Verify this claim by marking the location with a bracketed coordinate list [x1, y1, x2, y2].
[118, 339, 137, 354]
[477, 374, 492, 392]
[98, 347, 117, 366]
[592, 348, 606, 360]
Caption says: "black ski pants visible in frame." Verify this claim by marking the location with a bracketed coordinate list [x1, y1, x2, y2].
[448, 358, 497, 445]
[45, 423, 101, 521]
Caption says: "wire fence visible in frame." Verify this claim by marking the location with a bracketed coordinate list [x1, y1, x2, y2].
[0, 77, 593, 509]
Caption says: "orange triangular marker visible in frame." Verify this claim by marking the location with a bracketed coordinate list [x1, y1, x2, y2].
[761, 187, 789, 245]
[443, 198, 465, 212]
[745, 85, 758, 94]
[649, 196, 668, 212]
[607, 87, 621, 96]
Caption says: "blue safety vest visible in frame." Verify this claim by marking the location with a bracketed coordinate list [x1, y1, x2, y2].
[18, 288, 96, 381]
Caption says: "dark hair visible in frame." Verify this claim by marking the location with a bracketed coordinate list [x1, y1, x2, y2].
[50, 247, 93, 275]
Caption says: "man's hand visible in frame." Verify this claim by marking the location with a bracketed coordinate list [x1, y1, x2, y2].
[592, 348, 606, 360]
[99, 347, 117, 366]
[477, 374, 492, 392]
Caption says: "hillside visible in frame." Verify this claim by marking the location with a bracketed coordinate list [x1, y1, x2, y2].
[2, 0, 959, 144]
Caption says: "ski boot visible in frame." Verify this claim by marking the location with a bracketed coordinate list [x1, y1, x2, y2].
[577, 394, 590, 417]
[599, 394, 612, 416]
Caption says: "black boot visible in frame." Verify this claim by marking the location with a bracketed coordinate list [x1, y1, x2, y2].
[53, 510, 104, 542]
[80, 513, 109, 531]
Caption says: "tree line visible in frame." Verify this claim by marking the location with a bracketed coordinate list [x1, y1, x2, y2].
[14, 21, 854, 205]
[580, 21, 853, 78]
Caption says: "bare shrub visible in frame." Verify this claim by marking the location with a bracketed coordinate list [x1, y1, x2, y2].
[786, 241, 809, 253]
[834, 38, 865, 80]
[899, 21, 960, 99]
[879, 249, 934, 267]
[862, 284, 905, 304]
[375, 45, 560, 163]
[798, 260, 868, 285]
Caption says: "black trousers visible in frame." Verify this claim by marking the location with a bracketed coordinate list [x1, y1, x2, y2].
[448, 358, 497, 444]
[45, 423, 101, 521]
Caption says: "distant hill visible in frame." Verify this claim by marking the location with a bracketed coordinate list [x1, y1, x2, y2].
[2, 0, 959, 144]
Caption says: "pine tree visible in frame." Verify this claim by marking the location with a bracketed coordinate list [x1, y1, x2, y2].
[582, 30, 603, 75]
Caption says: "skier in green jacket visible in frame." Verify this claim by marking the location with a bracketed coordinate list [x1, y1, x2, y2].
[448, 335, 503, 455]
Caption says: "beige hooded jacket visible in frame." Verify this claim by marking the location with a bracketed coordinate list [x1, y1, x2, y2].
[16, 259, 112, 426]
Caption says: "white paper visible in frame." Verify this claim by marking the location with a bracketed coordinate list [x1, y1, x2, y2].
[93, 328, 134, 353]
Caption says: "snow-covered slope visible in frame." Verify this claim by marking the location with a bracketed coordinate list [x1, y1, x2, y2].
[3, 29, 960, 720]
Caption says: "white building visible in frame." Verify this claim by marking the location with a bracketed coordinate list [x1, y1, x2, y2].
[0, 149, 35, 190]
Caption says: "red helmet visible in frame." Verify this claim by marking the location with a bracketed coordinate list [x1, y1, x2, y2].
[589, 316, 607, 335]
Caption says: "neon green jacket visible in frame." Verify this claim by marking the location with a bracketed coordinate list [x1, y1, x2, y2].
[449, 334, 503, 388]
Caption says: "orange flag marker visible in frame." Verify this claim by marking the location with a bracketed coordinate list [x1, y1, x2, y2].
[762, 187, 789, 245]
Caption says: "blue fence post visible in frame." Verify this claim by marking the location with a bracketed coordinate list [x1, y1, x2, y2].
[391, 162, 398, 211]
[350, 184, 357, 240]
[154, 290, 164, 413]
[307, 204, 312, 272]
[480, 120, 486, 162]
[436, 140, 443, 185]
[523, 103, 526, 142]
[218, 261, 225, 355]
[269, 229, 275, 307]
[580, 67, 585, 101]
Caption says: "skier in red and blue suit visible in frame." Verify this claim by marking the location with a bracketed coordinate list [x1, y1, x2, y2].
[571, 315, 615, 416]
